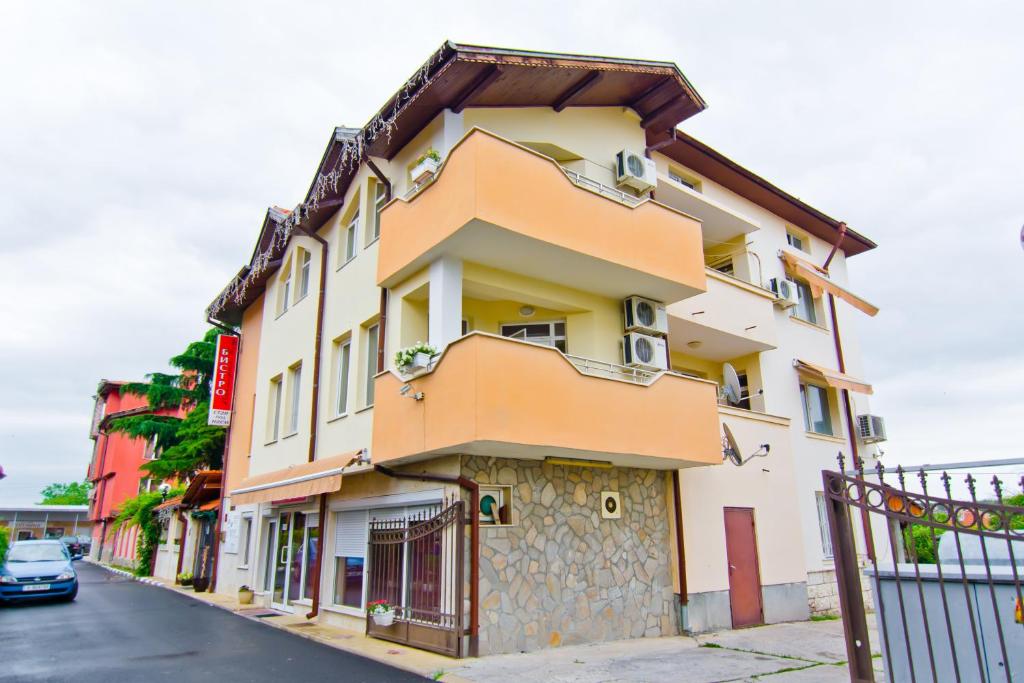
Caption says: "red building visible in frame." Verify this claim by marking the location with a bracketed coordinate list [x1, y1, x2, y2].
[86, 380, 182, 564]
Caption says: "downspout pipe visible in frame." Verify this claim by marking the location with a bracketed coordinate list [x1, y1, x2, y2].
[822, 221, 847, 273]
[374, 464, 480, 657]
[671, 471, 688, 612]
[295, 214, 329, 464]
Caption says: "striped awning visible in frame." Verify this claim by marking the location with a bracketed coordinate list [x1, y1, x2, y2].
[794, 359, 873, 395]
[230, 451, 363, 506]
[780, 251, 879, 317]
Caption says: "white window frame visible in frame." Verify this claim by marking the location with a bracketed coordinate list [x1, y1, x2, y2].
[500, 320, 567, 353]
[286, 363, 302, 436]
[297, 249, 312, 301]
[816, 492, 834, 558]
[372, 182, 387, 242]
[239, 515, 254, 568]
[363, 323, 379, 408]
[335, 338, 352, 417]
[801, 382, 834, 436]
[344, 211, 359, 264]
[788, 277, 818, 325]
[278, 266, 292, 316]
[267, 375, 283, 443]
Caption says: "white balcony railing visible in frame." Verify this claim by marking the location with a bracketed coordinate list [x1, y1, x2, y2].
[564, 353, 666, 385]
[561, 168, 643, 207]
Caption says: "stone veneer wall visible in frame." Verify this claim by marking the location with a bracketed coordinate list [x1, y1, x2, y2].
[462, 455, 677, 655]
[807, 567, 874, 615]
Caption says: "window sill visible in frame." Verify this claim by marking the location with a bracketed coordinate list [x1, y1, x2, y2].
[291, 598, 313, 607]
[364, 236, 380, 249]
[789, 316, 829, 333]
[294, 293, 308, 306]
[264, 439, 279, 447]
[326, 412, 349, 424]
[275, 309, 289, 321]
[354, 405, 374, 414]
[336, 256, 357, 272]
[282, 431, 299, 440]
[322, 603, 366, 618]
[805, 431, 845, 444]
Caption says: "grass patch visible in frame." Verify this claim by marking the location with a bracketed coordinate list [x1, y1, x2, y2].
[431, 670, 445, 681]
[810, 614, 840, 622]
[701, 642, 723, 648]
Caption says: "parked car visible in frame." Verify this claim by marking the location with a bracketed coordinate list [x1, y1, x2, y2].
[59, 536, 82, 557]
[76, 535, 92, 555]
[0, 540, 79, 604]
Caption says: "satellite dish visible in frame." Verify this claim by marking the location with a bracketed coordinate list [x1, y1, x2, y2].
[722, 363, 742, 406]
[722, 422, 771, 467]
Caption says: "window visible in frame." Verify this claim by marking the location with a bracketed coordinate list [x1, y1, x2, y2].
[801, 383, 833, 436]
[789, 278, 817, 324]
[240, 516, 253, 567]
[297, 249, 311, 301]
[500, 321, 567, 353]
[334, 337, 352, 416]
[286, 363, 302, 435]
[344, 211, 359, 264]
[277, 264, 292, 316]
[267, 375, 283, 442]
[302, 514, 320, 601]
[669, 167, 701, 192]
[372, 182, 387, 241]
[159, 518, 170, 545]
[143, 436, 158, 460]
[816, 492, 834, 558]
[363, 323, 379, 406]
[786, 235, 811, 255]
[736, 371, 750, 410]
[138, 478, 151, 494]
[333, 510, 368, 608]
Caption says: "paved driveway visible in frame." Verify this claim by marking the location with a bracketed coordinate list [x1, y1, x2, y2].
[0, 561, 426, 683]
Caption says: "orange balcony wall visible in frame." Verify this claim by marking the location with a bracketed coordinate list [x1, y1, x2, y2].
[372, 333, 722, 470]
[377, 129, 707, 304]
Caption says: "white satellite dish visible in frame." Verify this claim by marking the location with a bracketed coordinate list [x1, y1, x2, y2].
[722, 363, 742, 406]
[722, 422, 771, 467]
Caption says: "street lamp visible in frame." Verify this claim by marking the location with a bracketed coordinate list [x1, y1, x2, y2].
[157, 482, 171, 501]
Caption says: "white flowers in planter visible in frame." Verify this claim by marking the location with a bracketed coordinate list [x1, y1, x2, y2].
[411, 149, 441, 185]
[395, 342, 437, 373]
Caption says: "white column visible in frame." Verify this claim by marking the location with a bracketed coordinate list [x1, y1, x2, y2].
[429, 256, 463, 349]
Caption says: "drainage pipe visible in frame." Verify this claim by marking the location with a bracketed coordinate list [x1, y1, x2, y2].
[305, 492, 329, 619]
[295, 215, 329, 464]
[373, 464, 480, 657]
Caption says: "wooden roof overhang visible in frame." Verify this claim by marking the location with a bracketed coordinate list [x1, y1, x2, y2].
[208, 41, 707, 323]
[181, 470, 223, 508]
[648, 129, 876, 257]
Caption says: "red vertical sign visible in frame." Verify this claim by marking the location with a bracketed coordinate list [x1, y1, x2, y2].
[208, 334, 239, 426]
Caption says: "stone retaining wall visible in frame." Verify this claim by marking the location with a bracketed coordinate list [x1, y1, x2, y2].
[807, 566, 874, 615]
[463, 456, 676, 655]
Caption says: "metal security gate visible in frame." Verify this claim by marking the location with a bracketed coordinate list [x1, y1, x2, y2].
[824, 455, 1024, 682]
[366, 499, 466, 657]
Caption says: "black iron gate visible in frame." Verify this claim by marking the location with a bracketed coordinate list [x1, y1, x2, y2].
[824, 456, 1024, 682]
[366, 499, 466, 657]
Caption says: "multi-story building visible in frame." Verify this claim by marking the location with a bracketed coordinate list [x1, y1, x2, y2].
[206, 42, 880, 657]
[86, 379, 181, 564]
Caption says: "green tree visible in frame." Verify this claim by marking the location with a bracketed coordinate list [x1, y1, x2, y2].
[110, 486, 185, 576]
[0, 527, 9, 561]
[107, 329, 227, 480]
[40, 480, 93, 505]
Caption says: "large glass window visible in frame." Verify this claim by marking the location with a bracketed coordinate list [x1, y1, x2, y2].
[790, 278, 817, 324]
[500, 321, 567, 353]
[302, 517, 319, 601]
[801, 383, 833, 435]
[297, 249, 311, 300]
[364, 323, 379, 407]
[335, 338, 351, 416]
[334, 557, 365, 608]
[287, 364, 302, 435]
[333, 510, 368, 609]
[344, 211, 359, 263]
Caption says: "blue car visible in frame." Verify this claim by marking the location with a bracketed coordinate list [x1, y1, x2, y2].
[0, 540, 79, 603]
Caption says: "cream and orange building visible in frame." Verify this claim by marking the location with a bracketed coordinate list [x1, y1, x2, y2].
[202, 42, 881, 657]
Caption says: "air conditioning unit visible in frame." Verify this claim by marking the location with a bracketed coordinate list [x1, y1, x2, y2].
[623, 296, 668, 335]
[615, 149, 657, 192]
[857, 415, 887, 444]
[623, 332, 669, 371]
[767, 278, 800, 309]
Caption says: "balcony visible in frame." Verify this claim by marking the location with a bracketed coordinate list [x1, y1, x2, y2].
[667, 268, 778, 363]
[371, 333, 722, 470]
[654, 173, 760, 244]
[377, 129, 707, 304]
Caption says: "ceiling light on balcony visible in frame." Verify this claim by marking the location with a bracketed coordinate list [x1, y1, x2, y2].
[519, 305, 535, 317]
[687, 340, 702, 349]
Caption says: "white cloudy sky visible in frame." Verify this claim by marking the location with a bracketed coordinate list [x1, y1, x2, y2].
[1, 1, 1022, 505]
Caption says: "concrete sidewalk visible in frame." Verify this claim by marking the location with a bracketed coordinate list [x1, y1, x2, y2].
[94, 563, 881, 682]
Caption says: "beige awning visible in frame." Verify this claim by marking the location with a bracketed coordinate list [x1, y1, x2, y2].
[795, 359, 873, 395]
[230, 451, 361, 506]
[780, 251, 879, 317]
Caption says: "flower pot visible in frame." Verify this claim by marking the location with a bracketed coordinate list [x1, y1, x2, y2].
[411, 157, 439, 185]
[372, 611, 395, 627]
[192, 577, 210, 592]
[403, 352, 431, 373]
[180, 578, 193, 587]
[238, 589, 254, 605]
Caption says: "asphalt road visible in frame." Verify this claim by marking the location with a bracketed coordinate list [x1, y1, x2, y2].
[0, 561, 427, 682]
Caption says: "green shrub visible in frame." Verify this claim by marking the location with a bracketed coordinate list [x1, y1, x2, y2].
[0, 526, 9, 562]
[905, 524, 943, 564]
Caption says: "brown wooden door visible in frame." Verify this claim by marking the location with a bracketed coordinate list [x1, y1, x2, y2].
[724, 507, 764, 628]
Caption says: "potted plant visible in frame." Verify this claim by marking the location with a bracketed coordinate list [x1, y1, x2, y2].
[177, 571, 193, 587]
[368, 599, 395, 627]
[192, 575, 210, 592]
[411, 148, 441, 185]
[238, 585, 254, 605]
[395, 342, 437, 374]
